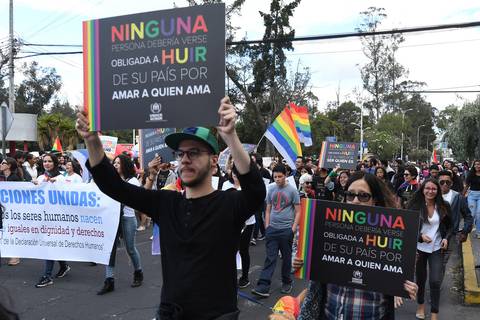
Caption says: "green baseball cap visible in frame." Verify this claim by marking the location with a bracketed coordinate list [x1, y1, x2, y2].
[165, 127, 219, 154]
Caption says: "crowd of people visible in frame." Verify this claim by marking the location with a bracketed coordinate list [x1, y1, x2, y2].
[1, 100, 480, 319]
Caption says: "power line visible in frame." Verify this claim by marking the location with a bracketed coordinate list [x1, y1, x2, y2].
[21, 42, 82, 48]
[403, 90, 480, 93]
[228, 21, 480, 45]
[15, 51, 83, 59]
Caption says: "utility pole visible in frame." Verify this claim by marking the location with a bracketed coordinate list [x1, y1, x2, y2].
[9, 0, 15, 114]
[8, 0, 15, 156]
[400, 108, 413, 160]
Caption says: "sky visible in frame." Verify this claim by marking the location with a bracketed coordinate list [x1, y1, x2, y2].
[1, 0, 480, 112]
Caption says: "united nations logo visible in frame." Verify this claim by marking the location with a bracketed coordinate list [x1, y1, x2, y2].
[150, 102, 162, 114]
[149, 102, 165, 122]
[353, 270, 363, 279]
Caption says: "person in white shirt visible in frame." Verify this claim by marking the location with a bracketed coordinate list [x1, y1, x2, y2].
[408, 178, 453, 320]
[23, 153, 38, 180]
[64, 160, 84, 183]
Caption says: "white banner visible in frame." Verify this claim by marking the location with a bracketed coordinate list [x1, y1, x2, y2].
[0, 182, 120, 264]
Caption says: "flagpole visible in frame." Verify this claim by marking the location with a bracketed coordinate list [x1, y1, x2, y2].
[255, 133, 265, 150]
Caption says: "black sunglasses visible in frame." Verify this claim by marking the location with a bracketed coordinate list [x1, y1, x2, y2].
[344, 191, 372, 203]
[439, 180, 452, 186]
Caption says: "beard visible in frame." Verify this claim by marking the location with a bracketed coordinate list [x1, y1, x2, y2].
[180, 162, 211, 188]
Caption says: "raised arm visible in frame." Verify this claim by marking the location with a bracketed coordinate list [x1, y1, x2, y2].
[216, 97, 250, 175]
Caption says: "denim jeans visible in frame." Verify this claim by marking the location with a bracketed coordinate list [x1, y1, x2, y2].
[44, 260, 67, 278]
[256, 227, 294, 290]
[106, 215, 142, 278]
[467, 190, 480, 235]
[416, 249, 444, 313]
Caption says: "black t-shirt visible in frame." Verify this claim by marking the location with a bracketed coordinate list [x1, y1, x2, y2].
[467, 173, 480, 191]
[312, 174, 333, 200]
[156, 169, 171, 190]
[87, 156, 265, 320]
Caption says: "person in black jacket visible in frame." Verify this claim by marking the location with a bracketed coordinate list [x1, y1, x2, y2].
[76, 97, 265, 320]
[408, 179, 452, 320]
[438, 170, 473, 243]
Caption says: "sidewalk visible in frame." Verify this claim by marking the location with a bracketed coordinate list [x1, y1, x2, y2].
[464, 232, 480, 304]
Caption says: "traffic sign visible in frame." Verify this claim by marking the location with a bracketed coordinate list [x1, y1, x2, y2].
[1, 102, 14, 136]
[362, 141, 368, 148]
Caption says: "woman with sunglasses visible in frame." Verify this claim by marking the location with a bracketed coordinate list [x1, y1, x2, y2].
[408, 179, 452, 320]
[296, 172, 418, 319]
[396, 165, 419, 209]
[0, 157, 22, 182]
[34, 153, 70, 287]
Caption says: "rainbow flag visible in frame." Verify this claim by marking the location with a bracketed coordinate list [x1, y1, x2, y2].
[295, 198, 317, 279]
[289, 102, 312, 146]
[52, 137, 63, 153]
[265, 108, 302, 169]
[83, 19, 101, 131]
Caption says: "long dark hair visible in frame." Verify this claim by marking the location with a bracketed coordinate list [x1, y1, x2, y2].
[3, 157, 18, 175]
[345, 171, 397, 208]
[467, 159, 480, 185]
[66, 159, 82, 176]
[408, 178, 449, 222]
[113, 154, 136, 180]
[42, 153, 61, 178]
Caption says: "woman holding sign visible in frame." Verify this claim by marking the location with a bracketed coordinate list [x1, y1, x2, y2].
[296, 172, 418, 319]
[408, 179, 452, 320]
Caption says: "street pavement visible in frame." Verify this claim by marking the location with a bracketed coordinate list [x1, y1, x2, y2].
[1, 227, 479, 319]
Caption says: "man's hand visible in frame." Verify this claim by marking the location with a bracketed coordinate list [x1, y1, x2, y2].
[216, 96, 236, 138]
[75, 111, 104, 167]
[457, 233, 468, 243]
[76, 112, 98, 141]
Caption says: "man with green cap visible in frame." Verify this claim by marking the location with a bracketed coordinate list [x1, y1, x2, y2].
[76, 97, 265, 320]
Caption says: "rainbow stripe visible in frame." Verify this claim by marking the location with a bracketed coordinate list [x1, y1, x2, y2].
[289, 103, 312, 147]
[265, 107, 302, 169]
[295, 198, 317, 279]
[318, 141, 327, 169]
[83, 19, 101, 131]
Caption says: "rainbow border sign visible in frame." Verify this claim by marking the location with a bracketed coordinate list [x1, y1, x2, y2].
[318, 141, 359, 170]
[295, 199, 419, 298]
[83, 4, 225, 131]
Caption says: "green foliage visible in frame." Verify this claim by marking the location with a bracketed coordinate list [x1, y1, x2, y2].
[444, 97, 480, 160]
[37, 113, 77, 151]
[436, 105, 459, 131]
[15, 61, 62, 114]
[326, 101, 361, 141]
[363, 129, 400, 159]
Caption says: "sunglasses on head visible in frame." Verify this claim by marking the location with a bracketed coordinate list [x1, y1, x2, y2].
[344, 191, 372, 202]
[439, 180, 452, 186]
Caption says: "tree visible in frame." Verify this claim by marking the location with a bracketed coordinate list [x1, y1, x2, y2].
[436, 104, 459, 131]
[444, 97, 480, 160]
[357, 7, 406, 121]
[37, 113, 78, 151]
[326, 101, 361, 141]
[15, 61, 62, 114]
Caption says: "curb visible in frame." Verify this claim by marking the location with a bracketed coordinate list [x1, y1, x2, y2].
[463, 235, 480, 304]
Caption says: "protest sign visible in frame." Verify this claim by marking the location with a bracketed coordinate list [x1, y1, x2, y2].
[295, 199, 420, 297]
[99, 135, 118, 158]
[139, 128, 175, 169]
[318, 141, 359, 169]
[0, 182, 120, 265]
[83, 4, 226, 130]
